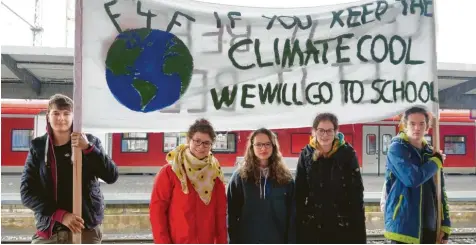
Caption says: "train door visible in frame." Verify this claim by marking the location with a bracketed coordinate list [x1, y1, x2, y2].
[34, 112, 47, 137]
[90, 133, 115, 158]
[362, 125, 395, 175]
[106, 133, 113, 156]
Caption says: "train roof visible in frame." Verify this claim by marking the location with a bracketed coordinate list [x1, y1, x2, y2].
[1, 100, 48, 115]
[383, 109, 474, 123]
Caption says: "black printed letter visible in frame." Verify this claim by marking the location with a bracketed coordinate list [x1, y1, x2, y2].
[137, 1, 157, 29]
[228, 39, 255, 70]
[228, 12, 241, 29]
[166, 11, 196, 32]
[104, 0, 122, 33]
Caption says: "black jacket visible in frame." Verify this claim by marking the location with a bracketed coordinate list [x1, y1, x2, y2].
[20, 133, 118, 234]
[295, 142, 366, 244]
[227, 169, 296, 244]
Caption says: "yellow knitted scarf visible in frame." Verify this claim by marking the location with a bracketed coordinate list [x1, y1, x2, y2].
[166, 144, 224, 205]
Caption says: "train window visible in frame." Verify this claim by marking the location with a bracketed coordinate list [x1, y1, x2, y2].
[424, 134, 432, 146]
[121, 133, 148, 152]
[11, 129, 33, 151]
[163, 132, 187, 152]
[366, 134, 377, 155]
[213, 132, 237, 153]
[444, 136, 466, 155]
[163, 133, 178, 152]
[381, 134, 392, 155]
[178, 134, 187, 145]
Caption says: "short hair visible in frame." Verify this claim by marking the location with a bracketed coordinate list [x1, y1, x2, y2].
[401, 106, 431, 126]
[187, 118, 216, 142]
[312, 112, 339, 130]
[48, 94, 73, 113]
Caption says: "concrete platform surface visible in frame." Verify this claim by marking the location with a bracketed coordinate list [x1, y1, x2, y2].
[2, 174, 476, 204]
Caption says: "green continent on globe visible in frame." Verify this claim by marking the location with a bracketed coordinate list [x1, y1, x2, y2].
[105, 28, 152, 76]
[135, 28, 152, 42]
[163, 36, 194, 96]
[131, 78, 158, 111]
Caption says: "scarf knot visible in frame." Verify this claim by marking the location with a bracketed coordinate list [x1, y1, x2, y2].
[166, 144, 225, 205]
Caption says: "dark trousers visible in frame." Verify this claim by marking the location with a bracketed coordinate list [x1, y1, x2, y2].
[390, 228, 437, 244]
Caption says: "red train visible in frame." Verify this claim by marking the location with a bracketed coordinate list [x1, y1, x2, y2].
[2, 100, 475, 175]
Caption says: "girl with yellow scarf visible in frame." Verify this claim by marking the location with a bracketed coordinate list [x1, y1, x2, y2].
[149, 119, 227, 244]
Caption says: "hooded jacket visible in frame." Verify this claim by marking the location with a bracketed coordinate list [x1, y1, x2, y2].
[227, 167, 296, 244]
[20, 125, 119, 239]
[295, 132, 366, 244]
[384, 132, 451, 243]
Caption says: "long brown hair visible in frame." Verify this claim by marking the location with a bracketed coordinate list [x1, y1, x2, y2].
[239, 128, 293, 185]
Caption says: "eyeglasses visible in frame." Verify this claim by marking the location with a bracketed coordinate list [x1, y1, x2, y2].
[316, 128, 335, 136]
[253, 142, 272, 149]
[191, 139, 212, 148]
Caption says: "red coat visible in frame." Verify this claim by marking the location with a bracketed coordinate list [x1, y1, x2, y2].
[149, 164, 227, 244]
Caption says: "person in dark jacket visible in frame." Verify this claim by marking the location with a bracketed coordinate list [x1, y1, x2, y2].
[384, 106, 451, 244]
[295, 112, 366, 244]
[227, 128, 295, 244]
[20, 94, 119, 244]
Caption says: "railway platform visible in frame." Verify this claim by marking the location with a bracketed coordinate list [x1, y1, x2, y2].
[2, 174, 476, 204]
[2, 174, 476, 242]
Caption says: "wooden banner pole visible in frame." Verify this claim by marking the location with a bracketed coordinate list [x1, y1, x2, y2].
[430, 0, 442, 243]
[433, 117, 442, 244]
[72, 0, 83, 243]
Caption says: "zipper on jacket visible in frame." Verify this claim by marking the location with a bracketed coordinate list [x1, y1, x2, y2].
[418, 185, 423, 240]
[389, 180, 397, 195]
[393, 194, 404, 220]
[53, 148, 58, 202]
[47, 135, 59, 202]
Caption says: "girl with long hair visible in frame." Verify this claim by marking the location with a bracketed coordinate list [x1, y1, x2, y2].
[227, 128, 295, 244]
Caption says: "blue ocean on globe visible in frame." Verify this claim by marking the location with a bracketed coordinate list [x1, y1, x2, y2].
[105, 28, 193, 113]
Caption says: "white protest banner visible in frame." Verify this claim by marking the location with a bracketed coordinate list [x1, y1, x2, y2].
[81, 0, 438, 132]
